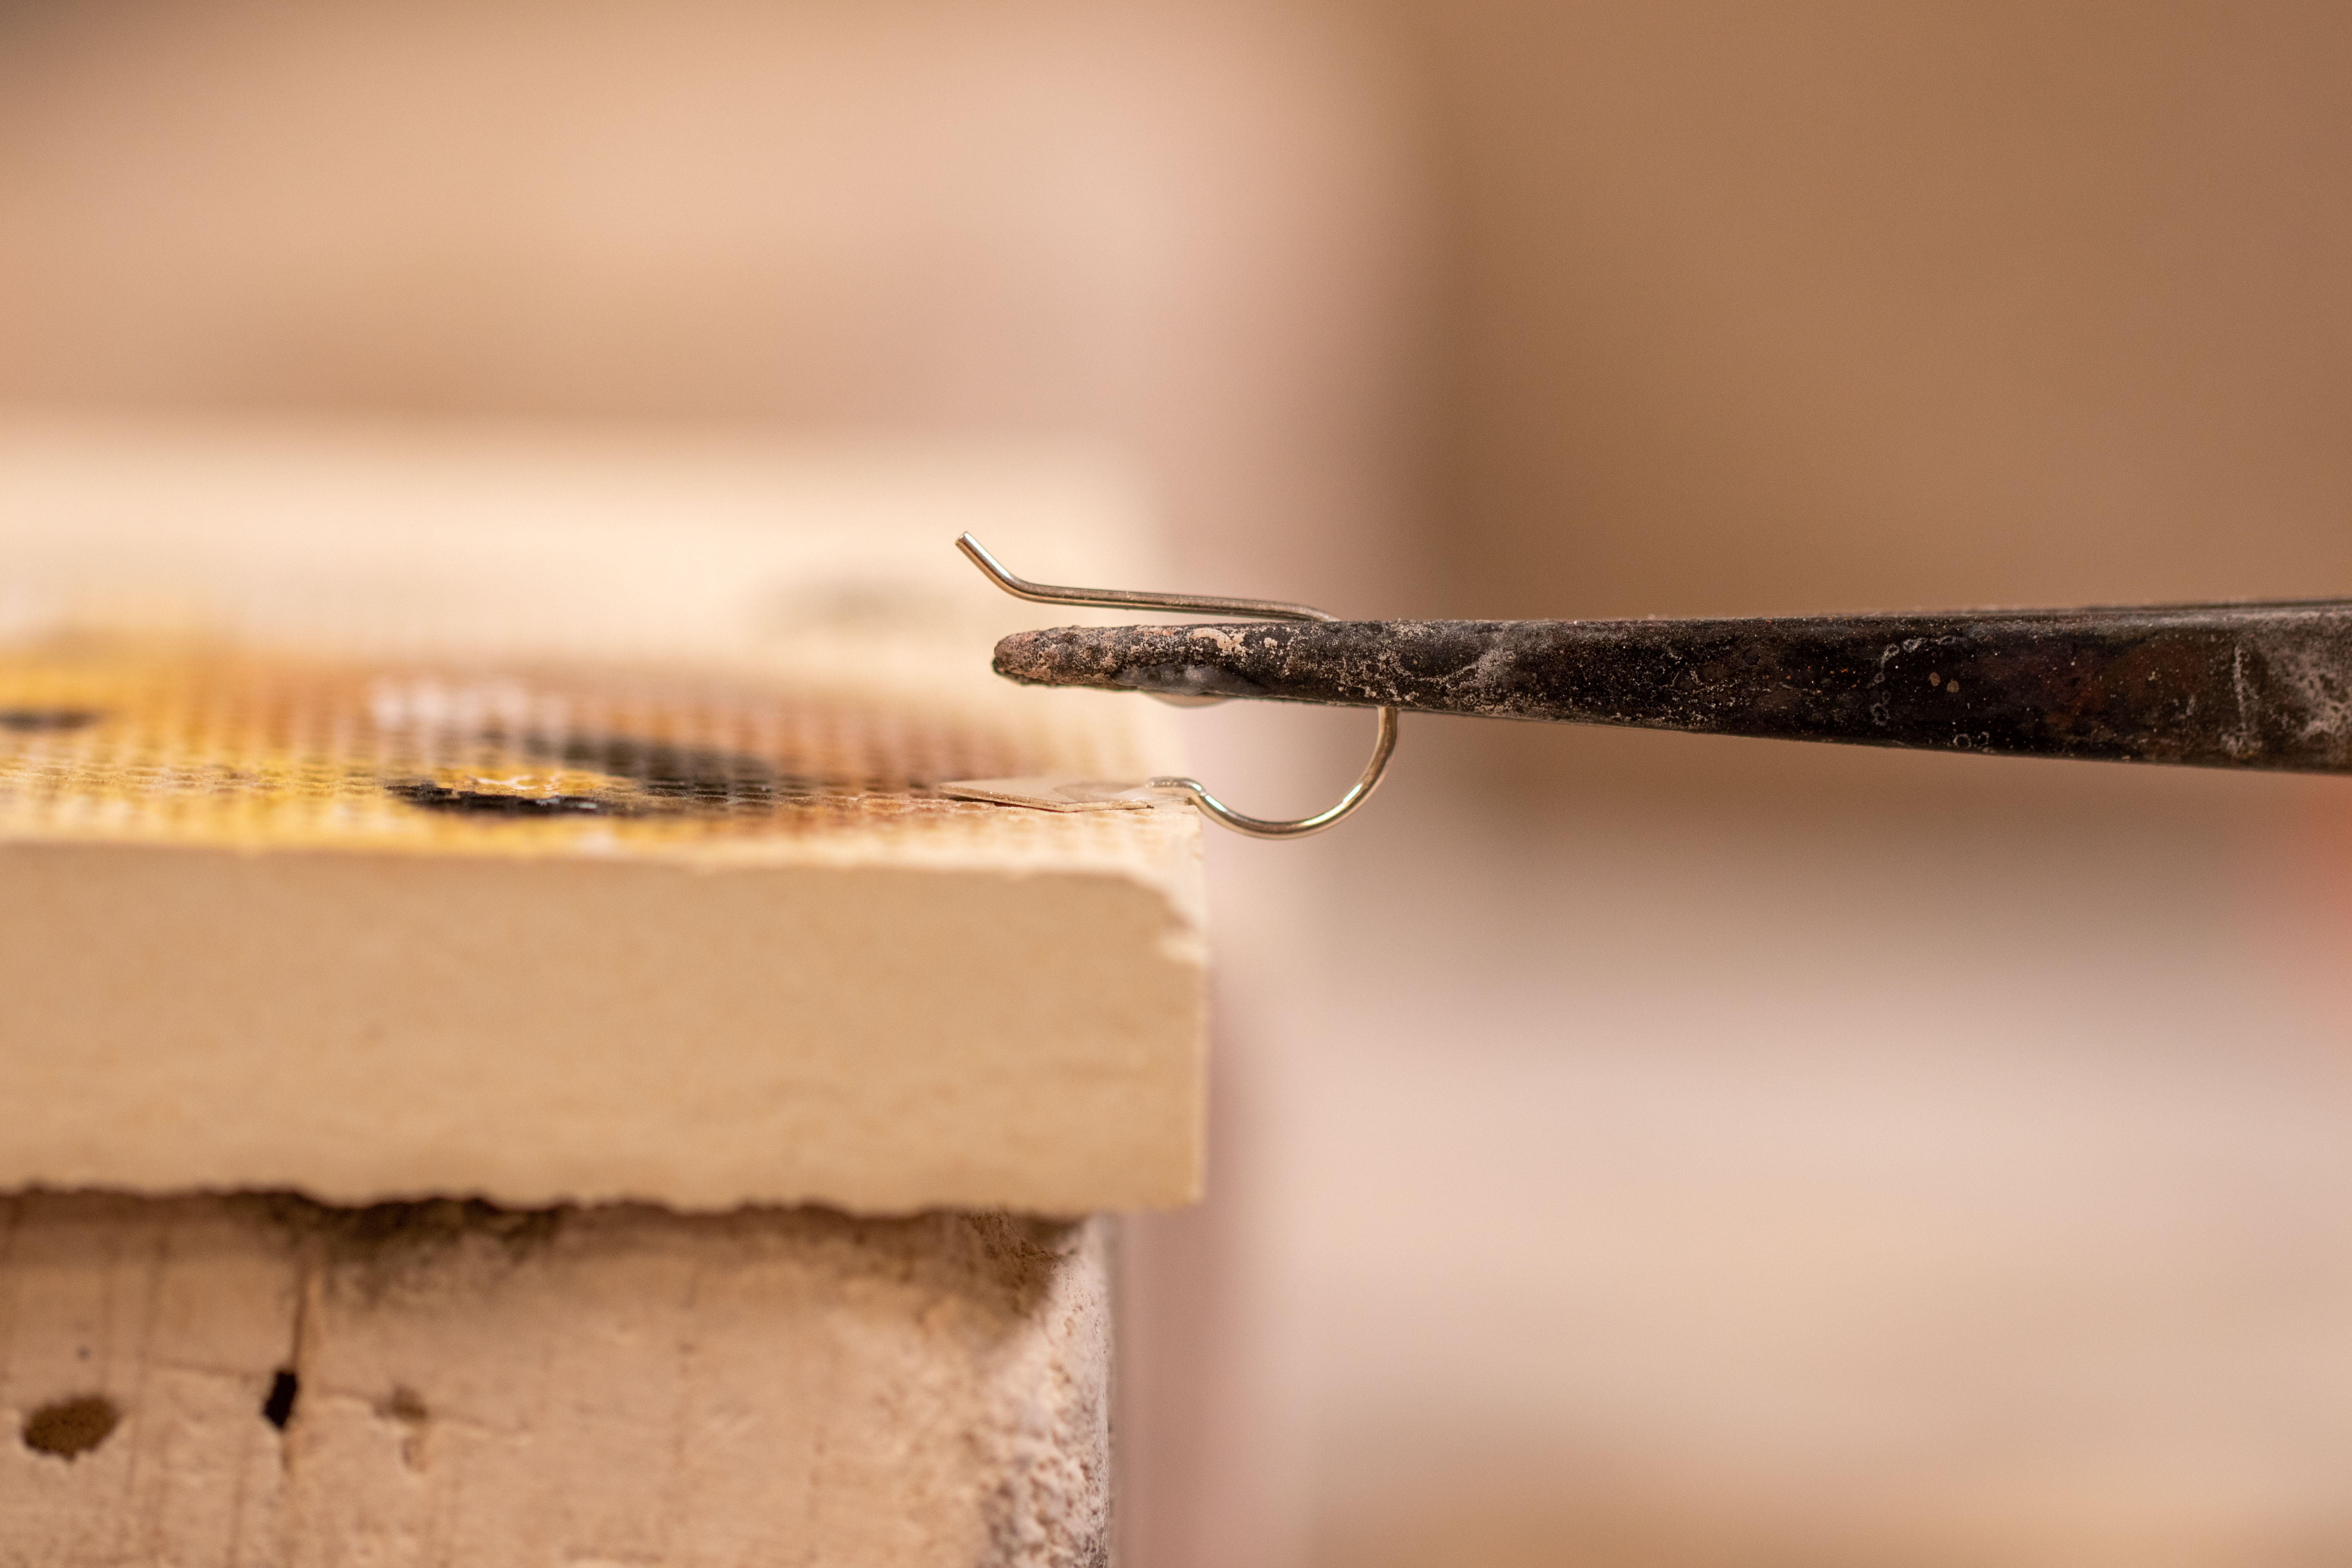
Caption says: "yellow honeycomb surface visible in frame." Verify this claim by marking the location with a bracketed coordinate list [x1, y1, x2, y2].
[0, 632, 1175, 865]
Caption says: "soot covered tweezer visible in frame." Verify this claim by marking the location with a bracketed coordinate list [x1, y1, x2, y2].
[942, 534, 2352, 840]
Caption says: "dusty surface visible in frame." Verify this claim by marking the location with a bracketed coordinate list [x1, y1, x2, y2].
[0, 1192, 1111, 1568]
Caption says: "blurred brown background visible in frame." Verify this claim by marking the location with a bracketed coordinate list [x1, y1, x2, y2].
[5, 3, 2351, 1565]
[9, 2, 2349, 626]
[1411, 0, 2352, 620]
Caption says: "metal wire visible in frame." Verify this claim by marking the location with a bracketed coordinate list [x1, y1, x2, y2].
[956, 533, 1399, 838]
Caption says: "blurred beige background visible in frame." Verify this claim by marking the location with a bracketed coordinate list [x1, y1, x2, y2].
[5, 3, 2350, 1566]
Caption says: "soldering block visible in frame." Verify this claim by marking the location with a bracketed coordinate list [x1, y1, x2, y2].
[0, 418, 1207, 1214]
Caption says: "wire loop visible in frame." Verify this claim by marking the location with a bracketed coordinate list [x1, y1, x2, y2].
[956, 533, 1398, 838]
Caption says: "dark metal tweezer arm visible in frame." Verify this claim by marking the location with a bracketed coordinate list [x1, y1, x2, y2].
[994, 601, 2352, 773]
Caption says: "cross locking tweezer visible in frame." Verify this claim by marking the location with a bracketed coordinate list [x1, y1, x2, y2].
[960, 532, 2352, 838]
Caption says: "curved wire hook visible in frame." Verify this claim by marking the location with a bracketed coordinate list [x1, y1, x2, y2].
[956, 534, 1399, 839]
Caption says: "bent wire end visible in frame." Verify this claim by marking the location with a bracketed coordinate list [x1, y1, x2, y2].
[954, 533, 1398, 838]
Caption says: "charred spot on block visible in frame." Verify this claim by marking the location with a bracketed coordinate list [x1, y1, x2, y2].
[377, 1385, 428, 1424]
[0, 707, 102, 733]
[376, 1385, 431, 1468]
[22, 1394, 121, 1459]
[544, 736, 826, 806]
[257, 1194, 566, 1298]
[387, 780, 618, 817]
[262, 1368, 300, 1430]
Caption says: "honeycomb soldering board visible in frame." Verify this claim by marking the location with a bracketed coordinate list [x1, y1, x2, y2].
[0, 419, 1206, 1214]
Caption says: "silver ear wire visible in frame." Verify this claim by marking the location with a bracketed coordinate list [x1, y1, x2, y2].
[956, 534, 1398, 839]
